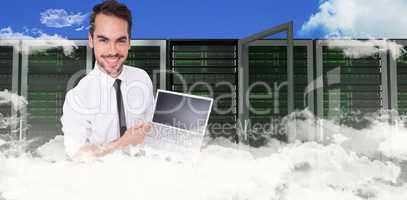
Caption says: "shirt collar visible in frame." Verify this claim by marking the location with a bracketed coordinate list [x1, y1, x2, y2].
[93, 62, 128, 87]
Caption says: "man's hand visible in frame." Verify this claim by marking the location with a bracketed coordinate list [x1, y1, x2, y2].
[74, 122, 152, 158]
[116, 122, 152, 147]
[75, 144, 107, 158]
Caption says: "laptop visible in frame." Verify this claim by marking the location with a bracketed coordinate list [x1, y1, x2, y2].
[143, 89, 213, 160]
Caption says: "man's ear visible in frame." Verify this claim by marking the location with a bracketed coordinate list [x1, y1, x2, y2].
[88, 33, 94, 49]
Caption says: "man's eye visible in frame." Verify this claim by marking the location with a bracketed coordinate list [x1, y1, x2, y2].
[99, 39, 107, 43]
[118, 39, 127, 43]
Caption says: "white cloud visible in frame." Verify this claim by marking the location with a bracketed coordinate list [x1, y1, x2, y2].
[0, 90, 27, 113]
[325, 38, 406, 59]
[301, 0, 407, 58]
[75, 25, 90, 32]
[40, 9, 87, 28]
[75, 26, 85, 31]
[0, 27, 78, 55]
[301, 0, 407, 38]
[0, 27, 33, 40]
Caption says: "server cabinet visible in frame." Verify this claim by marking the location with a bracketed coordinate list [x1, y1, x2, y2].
[21, 40, 91, 145]
[125, 40, 167, 92]
[246, 40, 313, 143]
[389, 40, 407, 116]
[316, 40, 387, 126]
[0, 40, 20, 136]
[169, 40, 238, 140]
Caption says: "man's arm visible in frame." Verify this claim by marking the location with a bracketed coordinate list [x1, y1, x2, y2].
[61, 90, 92, 158]
[74, 123, 151, 157]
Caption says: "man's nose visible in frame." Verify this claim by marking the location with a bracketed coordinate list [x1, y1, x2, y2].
[108, 42, 118, 55]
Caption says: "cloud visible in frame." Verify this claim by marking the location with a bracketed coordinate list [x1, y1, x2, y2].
[301, 0, 407, 58]
[0, 27, 33, 40]
[40, 9, 87, 28]
[75, 26, 85, 31]
[0, 90, 27, 113]
[0, 27, 78, 55]
[301, 0, 407, 38]
[325, 37, 406, 59]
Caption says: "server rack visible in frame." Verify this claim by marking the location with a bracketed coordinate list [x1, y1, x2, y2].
[125, 40, 167, 92]
[316, 40, 388, 125]
[2, 37, 398, 145]
[168, 40, 238, 140]
[246, 40, 313, 143]
[389, 40, 407, 115]
[21, 40, 91, 145]
[0, 40, 20, 136]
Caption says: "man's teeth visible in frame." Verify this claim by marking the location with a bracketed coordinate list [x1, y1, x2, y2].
[105, 57, 119, 63]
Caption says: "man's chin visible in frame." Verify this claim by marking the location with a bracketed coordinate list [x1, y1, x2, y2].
[98, 62, 124, 77]
[107, 68, 123, 77]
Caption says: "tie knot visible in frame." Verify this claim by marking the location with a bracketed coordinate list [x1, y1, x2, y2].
[113, 79, 121, 89]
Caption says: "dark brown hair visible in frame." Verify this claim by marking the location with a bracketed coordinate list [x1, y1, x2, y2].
[89, 0, 132, 39]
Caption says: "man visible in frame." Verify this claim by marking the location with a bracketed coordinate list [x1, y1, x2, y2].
[61, 0, 154, 158]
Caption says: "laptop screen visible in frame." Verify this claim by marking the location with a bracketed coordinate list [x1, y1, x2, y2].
[152, 90, 212, 133]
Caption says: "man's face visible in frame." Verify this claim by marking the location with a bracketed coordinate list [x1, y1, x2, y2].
[89, 13, 130, 78]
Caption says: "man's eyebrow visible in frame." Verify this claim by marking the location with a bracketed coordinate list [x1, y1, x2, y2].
[95, 35, 128, 41]
[116, 36, 128, 41]
[96, 35, 109, 40]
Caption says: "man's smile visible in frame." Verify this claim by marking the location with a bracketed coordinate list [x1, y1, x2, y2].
[102, 55, 123, 66]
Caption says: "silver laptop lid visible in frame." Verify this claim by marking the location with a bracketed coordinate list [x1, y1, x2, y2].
[152, 89, 213, 134]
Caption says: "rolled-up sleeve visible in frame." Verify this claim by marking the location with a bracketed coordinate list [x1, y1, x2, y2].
[60, 90, 91, 158]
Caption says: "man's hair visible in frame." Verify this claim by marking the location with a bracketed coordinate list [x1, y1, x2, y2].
[89, 0, 132, 39]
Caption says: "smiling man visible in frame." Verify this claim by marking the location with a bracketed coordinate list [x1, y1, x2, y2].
[61, 0, 154, 158]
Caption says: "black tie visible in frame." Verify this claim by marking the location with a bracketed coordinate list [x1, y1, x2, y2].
[113, 79, 127, 137]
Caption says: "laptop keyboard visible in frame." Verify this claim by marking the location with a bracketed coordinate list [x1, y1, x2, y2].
[144, 122, 204, 153]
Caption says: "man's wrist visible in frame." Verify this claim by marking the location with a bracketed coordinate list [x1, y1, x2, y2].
[105, 138, 125, 152]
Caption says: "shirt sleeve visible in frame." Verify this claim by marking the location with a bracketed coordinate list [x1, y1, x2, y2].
[60, 90, 91, 158]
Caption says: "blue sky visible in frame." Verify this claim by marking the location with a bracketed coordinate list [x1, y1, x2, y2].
[2, 0, 406, 40]
[0, 0, 322, 39]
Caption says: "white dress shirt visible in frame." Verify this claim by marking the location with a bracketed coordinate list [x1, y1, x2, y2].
[61, 63, 154, 157]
